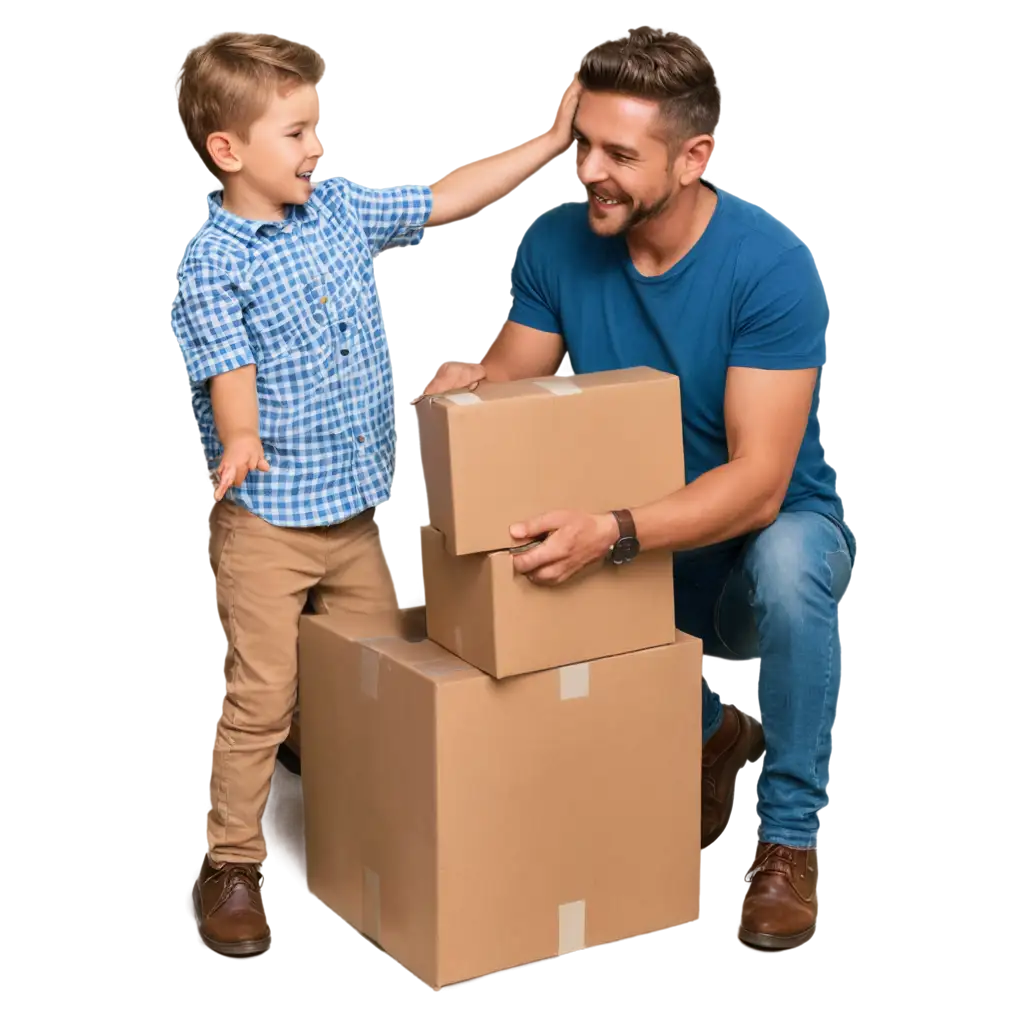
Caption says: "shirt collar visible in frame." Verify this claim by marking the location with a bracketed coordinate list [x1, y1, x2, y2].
[206, 190, 317, 242]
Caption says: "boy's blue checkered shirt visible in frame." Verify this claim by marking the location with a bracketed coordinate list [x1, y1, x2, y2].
[171, 178, 433, 527]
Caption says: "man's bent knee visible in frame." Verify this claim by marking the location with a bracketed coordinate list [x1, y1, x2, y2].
[744, 512, 850, 615]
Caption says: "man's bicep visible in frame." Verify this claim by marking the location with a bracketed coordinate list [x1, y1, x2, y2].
[483, 320, 565, 382]
[724, 367, 817, 489]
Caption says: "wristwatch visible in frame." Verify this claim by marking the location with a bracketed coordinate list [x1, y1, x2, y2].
[608, 509, 641, 565]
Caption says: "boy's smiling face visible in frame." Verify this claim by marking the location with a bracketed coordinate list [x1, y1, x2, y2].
[208, 82, 323, 219]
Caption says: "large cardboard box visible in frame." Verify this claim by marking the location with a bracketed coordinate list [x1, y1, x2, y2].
[416, 368, 686, 555]
[421, 524, 676, 678]
[299, 608, 702, 989]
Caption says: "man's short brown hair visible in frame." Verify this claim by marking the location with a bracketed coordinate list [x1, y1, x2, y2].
[579, 27, 720, 144]
[177, 32, 325, 178]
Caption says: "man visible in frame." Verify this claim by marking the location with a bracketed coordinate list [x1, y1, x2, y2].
[422, 27, 855, 951]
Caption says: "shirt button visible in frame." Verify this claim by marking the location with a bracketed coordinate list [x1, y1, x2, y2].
[320, 296, 328, 304]
[339, 323, 347, 332]
[357, 435, 365, 443]
[340, 348, 350, 356]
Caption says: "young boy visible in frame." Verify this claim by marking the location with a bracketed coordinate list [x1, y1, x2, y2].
[172, 31, 579, 957]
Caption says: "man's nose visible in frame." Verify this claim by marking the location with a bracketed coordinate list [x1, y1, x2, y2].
[576, 147, 606, 185]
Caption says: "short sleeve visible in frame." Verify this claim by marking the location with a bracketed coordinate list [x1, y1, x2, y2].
[730, 244, 829, 370]
[508, 217, 562, 335]
[317, 177, 432, 256]
[171, 265, 255, 384]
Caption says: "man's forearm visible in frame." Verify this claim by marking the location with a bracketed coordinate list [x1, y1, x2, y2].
[633, 457, 784, 552]
[428, 132, 564, 226]
[210, 364, 260, 446]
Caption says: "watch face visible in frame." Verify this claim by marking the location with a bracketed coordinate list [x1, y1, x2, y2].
[611, 537, 641, 564]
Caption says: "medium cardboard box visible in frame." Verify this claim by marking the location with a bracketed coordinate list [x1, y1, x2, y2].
[421, 525, 676, 678]
[416, 367, 686, 555]
[298, 608, 702, 989]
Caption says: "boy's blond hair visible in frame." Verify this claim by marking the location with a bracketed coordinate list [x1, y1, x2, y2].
[177, 32, 325, 178]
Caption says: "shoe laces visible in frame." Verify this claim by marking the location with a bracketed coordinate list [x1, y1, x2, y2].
[210, 862, 264, 897]
[753, 843, 798, 876]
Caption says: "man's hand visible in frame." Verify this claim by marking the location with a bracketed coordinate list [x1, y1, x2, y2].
[548, 76, 583, 155]
[509, 509, 619, 585]
[414, 361, 487, 403]
[213, 431, 270, 500]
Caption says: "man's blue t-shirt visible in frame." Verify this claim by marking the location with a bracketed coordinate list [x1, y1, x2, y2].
[508, 183, 844, 525]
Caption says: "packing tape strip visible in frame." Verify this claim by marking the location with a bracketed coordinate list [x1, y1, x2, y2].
[363, 867, 381, 943]
[361, 647, 379, 699]
[558, 899, 586, 954]
[419, 656, 470, 678]
[446, 391, 483, 405]
[534, 379, 582, 396]
[559, 663, 590, 700]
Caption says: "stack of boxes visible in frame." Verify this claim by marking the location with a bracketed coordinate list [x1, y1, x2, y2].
[298, 367, 703, 988]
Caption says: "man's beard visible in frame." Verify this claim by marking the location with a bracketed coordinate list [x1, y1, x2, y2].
[588, 187, 673, 236]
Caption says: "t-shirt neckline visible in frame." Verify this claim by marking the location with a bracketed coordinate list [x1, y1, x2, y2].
[622, 179, 723, 283]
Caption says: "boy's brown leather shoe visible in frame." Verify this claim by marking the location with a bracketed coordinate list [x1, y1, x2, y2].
[192, 855, 271, 957]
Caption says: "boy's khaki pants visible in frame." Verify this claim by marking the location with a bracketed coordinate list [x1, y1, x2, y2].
[207, 500, 397, 864]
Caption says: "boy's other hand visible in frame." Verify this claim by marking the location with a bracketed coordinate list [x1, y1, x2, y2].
[549, 76, 583, 154]
[214, 433, 270, 500]
[413, 362, 487, 403]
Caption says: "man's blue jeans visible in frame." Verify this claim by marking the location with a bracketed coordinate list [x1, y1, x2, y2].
[673, 510, 856, 849]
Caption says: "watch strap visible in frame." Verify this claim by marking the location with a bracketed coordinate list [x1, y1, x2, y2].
[611, 508, 636, 541]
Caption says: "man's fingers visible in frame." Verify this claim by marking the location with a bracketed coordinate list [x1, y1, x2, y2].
[413, 364, 485, 404]
[510, 510, 567, 543]
[527, 560, 572, 587]
[512, 535, 565, 575]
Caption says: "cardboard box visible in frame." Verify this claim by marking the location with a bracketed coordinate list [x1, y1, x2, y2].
[416, 368, 685, 555]
[421, 525, 676, 678]
[299, 608, 702, 989]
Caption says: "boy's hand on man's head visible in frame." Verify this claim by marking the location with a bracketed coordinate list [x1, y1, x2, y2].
[213, 432, 270, 501]
[549, 76, 583, 154]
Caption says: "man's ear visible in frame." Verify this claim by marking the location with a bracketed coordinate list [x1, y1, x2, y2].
[676, 134, 715, 188]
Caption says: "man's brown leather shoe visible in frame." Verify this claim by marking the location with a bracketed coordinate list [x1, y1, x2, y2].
[701, 704, 765, 848]
[192, 855, 271, 957]
[738, 842, 817, 950]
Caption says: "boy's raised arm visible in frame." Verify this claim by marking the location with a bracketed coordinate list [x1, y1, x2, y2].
[426, 78, 581, 227]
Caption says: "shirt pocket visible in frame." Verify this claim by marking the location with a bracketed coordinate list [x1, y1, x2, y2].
[246, 289, 322, 375]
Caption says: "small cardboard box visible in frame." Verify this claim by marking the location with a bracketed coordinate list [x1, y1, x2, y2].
[298, 608, 702, 989]
[421, 525, 676, 678]
[416, 368, 685, 555]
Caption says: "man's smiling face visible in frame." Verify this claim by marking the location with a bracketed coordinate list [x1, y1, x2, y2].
[573, 90, 683, 237]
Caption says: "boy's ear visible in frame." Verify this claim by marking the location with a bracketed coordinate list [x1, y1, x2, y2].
[207, 131, 243, 175]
